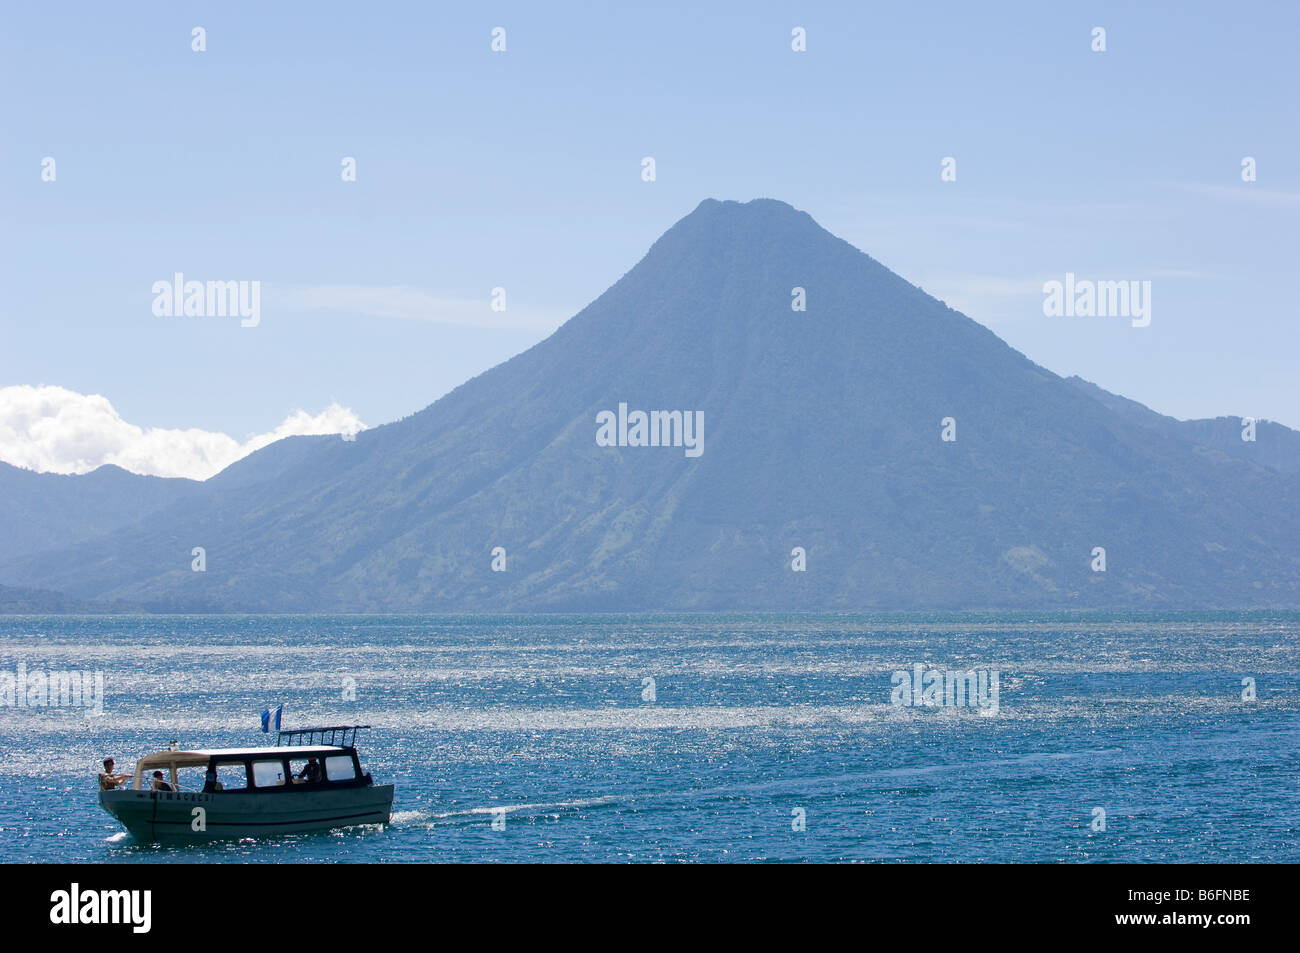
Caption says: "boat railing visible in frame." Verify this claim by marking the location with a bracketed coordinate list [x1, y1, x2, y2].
[278, 725, 369, 748]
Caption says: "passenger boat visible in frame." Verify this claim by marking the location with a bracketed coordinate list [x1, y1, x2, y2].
[99, 725, 394, 842]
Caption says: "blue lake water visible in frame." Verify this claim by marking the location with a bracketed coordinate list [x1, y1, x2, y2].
[0, 612, 1296, 863]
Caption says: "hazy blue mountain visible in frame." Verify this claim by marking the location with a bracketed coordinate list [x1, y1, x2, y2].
[1066, 376, 1300, 474]
[0, 462, 200, 566]
[3, 199, 1298, 610]
[0, 582, 101, 613]
[204, 434, 336, 490]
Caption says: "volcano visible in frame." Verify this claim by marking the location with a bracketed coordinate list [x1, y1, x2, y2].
[4, 198, 1298, 610]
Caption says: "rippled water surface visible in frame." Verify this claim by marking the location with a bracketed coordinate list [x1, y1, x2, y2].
[1, 612, 1296, 862]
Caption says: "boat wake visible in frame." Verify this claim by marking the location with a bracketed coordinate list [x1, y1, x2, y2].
[389, 795, 622, 828]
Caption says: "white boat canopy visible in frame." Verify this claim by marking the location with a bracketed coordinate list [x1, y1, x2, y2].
[130, 745, 346, 788]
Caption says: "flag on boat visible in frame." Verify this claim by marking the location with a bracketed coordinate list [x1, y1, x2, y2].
[260, 704, 283, 734]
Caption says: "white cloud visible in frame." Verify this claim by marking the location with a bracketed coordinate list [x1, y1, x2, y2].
[915, 273, 1049, 325]
[918, 268, 1223, 326]
[0, 385, 366, 481]
[1172, 182, 1300, 209]
[278, 284, 571, 331]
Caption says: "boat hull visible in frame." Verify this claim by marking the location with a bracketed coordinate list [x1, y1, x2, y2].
[99, 785, 394, 843]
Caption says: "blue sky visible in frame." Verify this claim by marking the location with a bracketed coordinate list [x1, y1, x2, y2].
[1, 0, 1296, 475]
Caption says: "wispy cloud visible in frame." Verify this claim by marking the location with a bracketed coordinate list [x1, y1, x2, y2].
[916, 273, 1051, 325]
[920, 268, 1223, 326]
[1146, 267, 1225, 280]
[276, 284, 572, 331]
[1171, 182, 1300, 209]
[0, 385, 365, 480]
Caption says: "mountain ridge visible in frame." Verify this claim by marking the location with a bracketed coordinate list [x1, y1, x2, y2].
[2, 198, 1297, 611]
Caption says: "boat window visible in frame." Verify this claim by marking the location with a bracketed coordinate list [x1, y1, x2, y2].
[325, 756, 356, 782]
[213, 762, 247, 792]
[251, 759, 287, 788]
[175, 766, 206, 791]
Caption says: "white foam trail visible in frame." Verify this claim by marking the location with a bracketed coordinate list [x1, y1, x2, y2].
[387, 810, 430, 825]
[388, 796, 622, 828]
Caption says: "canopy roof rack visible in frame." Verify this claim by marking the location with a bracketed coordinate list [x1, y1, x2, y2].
[278, 725, 369, 748]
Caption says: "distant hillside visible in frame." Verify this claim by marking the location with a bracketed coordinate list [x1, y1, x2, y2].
[0, 582, 97, 613]
[2, 199, 1297, 611]
[204, 434, 336, 490]
[1066, 377, 1300, 474]
[0, 462, 200, 566]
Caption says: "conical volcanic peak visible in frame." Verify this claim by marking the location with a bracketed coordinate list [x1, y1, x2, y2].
[2, 200, 1298, 611]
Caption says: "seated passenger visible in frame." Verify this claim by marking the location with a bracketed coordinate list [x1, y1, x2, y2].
[296, 758, 324, 783]
[150, 770, 174, 792]
[98, 757, 130, 790]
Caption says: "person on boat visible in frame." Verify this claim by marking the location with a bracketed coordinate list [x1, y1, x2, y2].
[296, 758, 323, 783]
[150, 770, 174, 792]
[98, 758, 130, 790]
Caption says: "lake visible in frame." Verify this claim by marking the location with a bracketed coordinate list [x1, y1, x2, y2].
[1, 612, 1296, 862]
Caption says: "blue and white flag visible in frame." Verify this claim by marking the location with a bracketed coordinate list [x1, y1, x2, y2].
[260, 704, 283, 734]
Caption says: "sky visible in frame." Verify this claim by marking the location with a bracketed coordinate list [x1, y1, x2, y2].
[1, 1, 1297, 478]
